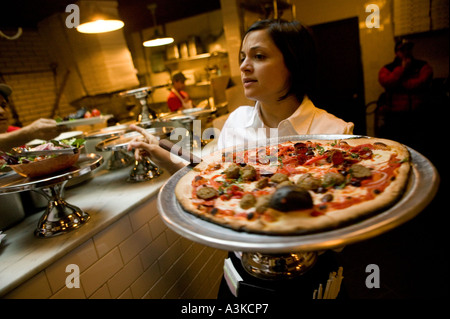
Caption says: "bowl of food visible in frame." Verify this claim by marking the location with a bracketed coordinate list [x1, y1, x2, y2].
[1, 138, 85, 178]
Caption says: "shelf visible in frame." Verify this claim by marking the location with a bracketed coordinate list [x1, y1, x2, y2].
[164, 51, 228, 66]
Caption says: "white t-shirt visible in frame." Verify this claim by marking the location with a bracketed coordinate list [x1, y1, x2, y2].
[217, 96, 354, 150]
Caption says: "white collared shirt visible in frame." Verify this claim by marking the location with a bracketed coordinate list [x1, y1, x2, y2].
[217, 96, 354, 150]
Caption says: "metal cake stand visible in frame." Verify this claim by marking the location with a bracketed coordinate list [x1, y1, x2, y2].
[96, 127, 174, 182]
[158, 107, 219, 151]
[157, 135, 440, 279]
[118, 85, 169, 124]
[0, 153, 103, 238]
[83, 122, 156, 170]
[158, 107, 217, 122]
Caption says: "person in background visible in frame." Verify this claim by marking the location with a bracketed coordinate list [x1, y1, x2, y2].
[128, 19, 354, 299]
[0, 83, 64, 150]
[377, 39, 433, 145]
[167, 72, 193, 112]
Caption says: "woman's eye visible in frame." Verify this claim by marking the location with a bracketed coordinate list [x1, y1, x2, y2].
[254, 53, 265, 60]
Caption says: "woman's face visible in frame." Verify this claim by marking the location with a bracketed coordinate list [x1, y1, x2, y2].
[240, 29, 290, 104]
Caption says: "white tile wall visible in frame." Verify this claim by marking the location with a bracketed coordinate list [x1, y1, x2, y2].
[93, 216, 133, 258]
[4, 195, 227, 299]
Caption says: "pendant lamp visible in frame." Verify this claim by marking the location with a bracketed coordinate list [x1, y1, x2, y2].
[76, 1, 124, 34]
[142, 4, 174, 47]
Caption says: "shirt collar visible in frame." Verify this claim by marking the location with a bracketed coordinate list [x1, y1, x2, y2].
[283, 95, 315, 134]
[250, 96, 316, 134]
[244, 102, 262, 128]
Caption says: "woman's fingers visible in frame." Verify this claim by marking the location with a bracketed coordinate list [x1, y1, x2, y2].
[130, 124, 158, 144]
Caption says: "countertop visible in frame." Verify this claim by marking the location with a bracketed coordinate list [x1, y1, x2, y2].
[0, 162, 169, 297]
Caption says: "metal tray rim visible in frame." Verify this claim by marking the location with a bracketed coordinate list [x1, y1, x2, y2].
[0, 153, 103, 194]
[95, 126, 174, 151]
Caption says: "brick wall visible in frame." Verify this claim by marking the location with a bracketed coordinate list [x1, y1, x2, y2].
[3, 195, 227, 299]
[0, 28, 75, 126]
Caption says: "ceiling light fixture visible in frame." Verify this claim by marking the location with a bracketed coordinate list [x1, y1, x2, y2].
[76, 1, 124, 34]
[142, 4, 174, 47]
[77, 19, 124, 34]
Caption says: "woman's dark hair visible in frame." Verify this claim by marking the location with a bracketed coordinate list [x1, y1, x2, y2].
[243, 19, 317, 103]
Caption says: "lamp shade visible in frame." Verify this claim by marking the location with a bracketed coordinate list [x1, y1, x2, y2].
[143, 33, 174, 47]
[142, 3, 174, 47]
[76, 1, 124, 34]
[77, 19, 124, 34]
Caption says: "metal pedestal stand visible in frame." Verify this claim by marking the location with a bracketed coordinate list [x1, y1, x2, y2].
[241, 251, 318, 279]
[127, 157, 161, 182]
[95, 127, 173, 182]
[84, 123, 160, 173]
[0, 153, 103, 238]
[84, 124, 139, 171]
[34, 181, 90, 237]
[118, 85, 168, 124]
[106, 149, 134, 170]
[115, 86, 172, 181]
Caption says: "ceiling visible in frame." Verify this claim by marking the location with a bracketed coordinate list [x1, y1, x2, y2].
[0, 0, 221, 33]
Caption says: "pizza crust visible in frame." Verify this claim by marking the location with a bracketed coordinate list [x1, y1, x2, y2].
[175, 137, 411, 235]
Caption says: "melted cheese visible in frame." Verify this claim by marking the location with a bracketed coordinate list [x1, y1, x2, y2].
[360, 150, 393, 170]
[194, 141, 400, 216]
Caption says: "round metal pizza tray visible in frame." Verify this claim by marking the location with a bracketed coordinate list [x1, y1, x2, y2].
[157, 135, 440, 253]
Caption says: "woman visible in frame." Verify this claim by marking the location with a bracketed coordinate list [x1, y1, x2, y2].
[128, 19, 353, 298]
[219, 19, 353, 150]
[129, 19, 353, 172]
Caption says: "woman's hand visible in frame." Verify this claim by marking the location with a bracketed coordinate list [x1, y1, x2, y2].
[127, 124, 185, 174]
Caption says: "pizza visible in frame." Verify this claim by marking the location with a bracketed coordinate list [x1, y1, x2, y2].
[175, 137, 411, 235]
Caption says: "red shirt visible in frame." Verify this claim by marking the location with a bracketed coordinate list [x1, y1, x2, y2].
[378, 58, 433, 112]
[167, 90, 189, 112]
[6, 125, 20, 132]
